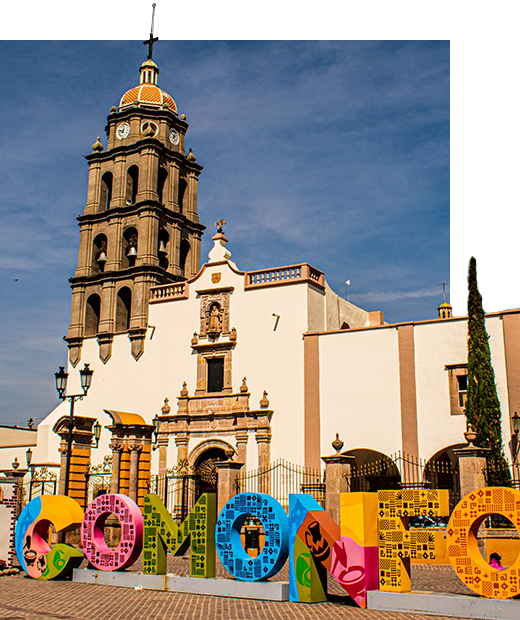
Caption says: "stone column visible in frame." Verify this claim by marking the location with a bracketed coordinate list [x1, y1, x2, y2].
[57, 445, 68, 496]
[175, 434, 189, 464]
[109, 442, 124, 494]
[53, 416, 95, 508]
[174, 435, 190, 510]
[128, 444, 143, 502]
[157, 437, 169, 504]
[235, 431, 248, 468]
[216, 457, 244, 514]
[321, 434, 354, 524]
[453, 425, 490, 498]
[256, 428, 271, 495]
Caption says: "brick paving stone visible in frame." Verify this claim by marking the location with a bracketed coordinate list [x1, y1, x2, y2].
[0, 565, 479, 620]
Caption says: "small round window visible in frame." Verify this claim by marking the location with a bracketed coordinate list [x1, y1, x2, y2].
[140, 121, 158, 138]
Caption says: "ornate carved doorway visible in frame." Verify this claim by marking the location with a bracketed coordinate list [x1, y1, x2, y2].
[194, 447, 226, 495]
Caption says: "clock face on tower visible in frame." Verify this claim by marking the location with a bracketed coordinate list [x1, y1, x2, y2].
[116, 123, 130, 140]
[169, 128, 180, 145]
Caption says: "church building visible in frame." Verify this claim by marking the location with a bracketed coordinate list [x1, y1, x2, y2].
[8, 47, 520, 515]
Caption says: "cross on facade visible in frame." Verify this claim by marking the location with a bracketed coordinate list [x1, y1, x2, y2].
[437, 280, 449, 302]
[215, 218, 226, 233]
[143, 3, 158, 60]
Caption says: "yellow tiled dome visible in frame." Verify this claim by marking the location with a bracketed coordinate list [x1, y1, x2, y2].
[119, 60, 177, 112]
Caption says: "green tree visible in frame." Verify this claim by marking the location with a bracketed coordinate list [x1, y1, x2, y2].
[465, 257, 510, 486]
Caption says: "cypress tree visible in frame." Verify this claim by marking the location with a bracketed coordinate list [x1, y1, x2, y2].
[466, 257, 510, 486]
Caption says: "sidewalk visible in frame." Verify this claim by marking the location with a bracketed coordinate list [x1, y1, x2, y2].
[0, 564, 474, 620]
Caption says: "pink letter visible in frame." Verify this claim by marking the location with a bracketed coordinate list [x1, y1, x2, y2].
[81, 494, 143, 571]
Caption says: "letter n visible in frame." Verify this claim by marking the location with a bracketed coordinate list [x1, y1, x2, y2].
[289, 492, 379, 608]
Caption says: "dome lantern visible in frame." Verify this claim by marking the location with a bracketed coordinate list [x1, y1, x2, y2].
[118, 60, 177, 112]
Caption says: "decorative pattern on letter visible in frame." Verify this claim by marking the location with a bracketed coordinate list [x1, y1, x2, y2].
[446, 487, 520, 599]
[15, 495, 84, 580]
[81, 493, 143, 571]
[216, 492, 288, 581]
[142, 493, 216, 577]
[378, 489, 450, 592]
[289, 493, 379, 608]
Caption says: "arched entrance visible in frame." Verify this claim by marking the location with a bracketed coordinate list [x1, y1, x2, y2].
[346, 448, 401, 492]
[424, 444, 463, 510]
[194, 447, 228, 495]
[188, 439, 236, 503]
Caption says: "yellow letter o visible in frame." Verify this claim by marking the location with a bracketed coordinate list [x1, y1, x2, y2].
[446, 487, 520, 599]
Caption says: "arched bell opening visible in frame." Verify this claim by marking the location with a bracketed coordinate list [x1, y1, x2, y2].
[84, 294, 101, 337]
[115, 287, 132, 332]
[178, 178, 187, 214]
[126, 165, 139, 205]
[158, 228, 169, 269]
[122, 227, 138, 269]
[179, 239, 190, 277]
[100, 172, 113, 212]
[92, 234, 108, 274]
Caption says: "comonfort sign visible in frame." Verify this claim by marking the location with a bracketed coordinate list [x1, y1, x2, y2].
[15, 486, 520, 606]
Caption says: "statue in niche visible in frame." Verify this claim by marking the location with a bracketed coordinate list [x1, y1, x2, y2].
[199, 292, 230, 338]
[206, 303, 222, 339]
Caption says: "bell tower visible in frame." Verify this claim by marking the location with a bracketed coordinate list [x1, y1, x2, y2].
[66, 46, 205, 365]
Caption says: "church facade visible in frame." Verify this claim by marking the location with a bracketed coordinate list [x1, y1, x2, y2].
[6, 52, 520, 511]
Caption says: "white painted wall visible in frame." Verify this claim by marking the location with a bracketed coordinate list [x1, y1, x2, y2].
[33, 252, 354, 472]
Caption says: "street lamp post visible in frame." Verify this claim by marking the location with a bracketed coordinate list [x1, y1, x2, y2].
[54, 364, 94, 496]
[512, 412, 520, 463]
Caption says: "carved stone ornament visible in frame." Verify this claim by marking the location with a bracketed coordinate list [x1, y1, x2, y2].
[200, 292, 230, 339]
[332, 433, 344, 454]
[161, 398, 171, 415]
[240, 377, 248, 393]
[260, 390, 270, 409]
[180, 381, 189, 397]
[212, 272, 222, 284]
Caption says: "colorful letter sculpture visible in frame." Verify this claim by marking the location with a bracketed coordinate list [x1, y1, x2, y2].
[216, 492, 288, 580]
[378, 489, 449, 592]
[289, 493, 378, 607]
[338, 492, 379, 608]
[81, 494, 143, 571]
[15, 495, 84, 579]
[446, 487, 520, 599]
[143, 493, 216, 577]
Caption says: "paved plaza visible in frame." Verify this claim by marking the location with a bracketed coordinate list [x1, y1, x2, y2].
[0, 561, 476, 620]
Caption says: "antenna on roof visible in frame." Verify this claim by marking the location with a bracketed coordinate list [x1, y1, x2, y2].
[143, 3, 159, 61]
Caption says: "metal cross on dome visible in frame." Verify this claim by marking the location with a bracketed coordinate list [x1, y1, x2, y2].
[437, 280, 450, 302]
[143, 4, 159, 61]
[215, 219, 226, 233]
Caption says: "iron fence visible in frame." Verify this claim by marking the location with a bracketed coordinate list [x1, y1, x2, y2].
[236, 459, 325, 511]
[346, 451, 460, 512]
[22, 467, 58, 505]
[84, 455, 112, 506]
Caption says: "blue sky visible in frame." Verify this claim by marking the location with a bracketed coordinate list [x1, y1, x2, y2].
[0, 40, 450, 425]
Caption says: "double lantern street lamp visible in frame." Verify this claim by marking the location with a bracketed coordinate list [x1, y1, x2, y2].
[54, 364, 100, 496]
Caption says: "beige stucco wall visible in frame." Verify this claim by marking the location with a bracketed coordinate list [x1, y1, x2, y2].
[318, 327, 402, 458]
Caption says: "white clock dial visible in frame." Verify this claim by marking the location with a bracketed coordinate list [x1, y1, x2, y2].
[169, 128, 180, 145]
[116, 123, 130, 140]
